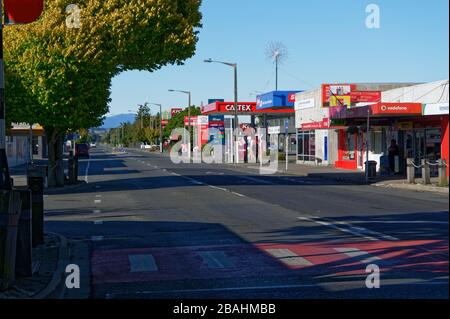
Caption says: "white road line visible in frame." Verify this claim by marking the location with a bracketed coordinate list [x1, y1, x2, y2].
[298, 216, 378, 241]
[95, 195, 102, 198]
[94, 199, 102, 204]
[265, 248, 313, 267]
[198, 251, 234, 269]
[231, 191, 246, 197]
[209, 185, 228, 191]
[334, 247, 382, 264]
[84, 158, 91, 183]
[93, 209, 101, 214]
[239, 176, 274, 185]
[94, 220, 104, 225]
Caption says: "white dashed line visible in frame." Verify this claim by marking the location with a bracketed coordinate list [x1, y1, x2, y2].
[91, 236, 104, 241]
[93, 210, 101, 214]
[94, 199, 102, 204]
[94, 220, 104, 225]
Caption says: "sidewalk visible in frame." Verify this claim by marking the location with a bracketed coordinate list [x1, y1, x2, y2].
[0, 232, 69, 299]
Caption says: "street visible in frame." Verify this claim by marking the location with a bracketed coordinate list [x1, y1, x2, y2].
[44, 147, 449, 299]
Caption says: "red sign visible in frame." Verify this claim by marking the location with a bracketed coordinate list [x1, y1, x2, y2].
[171, 108, 183, 117]
[184, 116, 198, 126]
[4, 0, 44, 24]
[372, 103, 423, 115]
[217, 102, 256, 113]
[288, 93, 296, 103]
[301, 118, 330, 130]
[322, 84, 356, 107]
[350, 91, 381, 103]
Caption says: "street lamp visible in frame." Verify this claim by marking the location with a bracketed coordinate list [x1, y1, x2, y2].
[149, 103, 163, 153]
[168, 89, 191, 159]
[204, 58, 238, 163]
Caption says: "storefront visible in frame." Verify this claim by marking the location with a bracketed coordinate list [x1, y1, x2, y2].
[256, 91, 301, 155]
[329, 102, 446, 175]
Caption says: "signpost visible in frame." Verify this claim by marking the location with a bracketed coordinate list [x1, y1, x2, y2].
[284, 120, 289, 171]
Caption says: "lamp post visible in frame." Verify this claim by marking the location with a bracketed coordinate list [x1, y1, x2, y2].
[169, 89, 191, 159]
[149, 103, 163, 153]
[204, 58, 238, 163]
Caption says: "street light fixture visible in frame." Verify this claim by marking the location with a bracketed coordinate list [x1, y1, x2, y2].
[204, 58, 238, 163]
[168, 89, 192, 159]
[149, 103, 163, 153]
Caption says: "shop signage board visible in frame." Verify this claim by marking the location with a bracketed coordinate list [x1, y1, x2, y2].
[371, 103, 423, 115]
[256, 91, 302, 110]
[171, 108, 183, 117]
[268, 126, 280, 134]
[423, 102, 449, 116]
[184, 116, 198, 126]
[295, 98, 315, 110]
[322, 84, 356, 107]
[208, 115, 225, 145]
[301, 118, 330, 130]
[350, 91, 381, 103]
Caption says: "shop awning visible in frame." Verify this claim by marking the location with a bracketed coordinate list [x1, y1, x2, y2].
[329, 102, 423, 120]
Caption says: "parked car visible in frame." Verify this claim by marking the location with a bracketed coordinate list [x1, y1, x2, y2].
[75, 143, 90, 158]
[140, 143, 151, 150]
[90, 142, 97, 148]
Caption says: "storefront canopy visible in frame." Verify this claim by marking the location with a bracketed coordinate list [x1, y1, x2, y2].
[201, 101, 294, 115]
[329, 102, 423, 120]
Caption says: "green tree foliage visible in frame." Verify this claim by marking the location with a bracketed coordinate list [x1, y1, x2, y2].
[4, 0, 202, 186]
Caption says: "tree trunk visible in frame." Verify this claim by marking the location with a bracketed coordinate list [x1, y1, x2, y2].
[46, 128, 65, 187]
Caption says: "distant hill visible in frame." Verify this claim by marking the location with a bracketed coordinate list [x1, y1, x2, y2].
[101, 113, 136, 128]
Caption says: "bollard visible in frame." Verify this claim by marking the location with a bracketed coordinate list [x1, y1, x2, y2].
[406, 158, 415, 184]
[28, 176, 44, 247]
[16, 188, 33, 277]
[0, 190, 22, 291]
[422, 159, 431, 185]
[438, 159, 448, 187]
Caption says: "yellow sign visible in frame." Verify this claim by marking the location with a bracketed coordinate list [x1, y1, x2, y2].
[397, 121, 413, 130]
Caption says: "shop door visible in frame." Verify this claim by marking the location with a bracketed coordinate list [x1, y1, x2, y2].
[414, 129, 426, 175]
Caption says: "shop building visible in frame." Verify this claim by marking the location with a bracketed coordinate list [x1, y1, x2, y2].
[256, 91, 301, 155]
[329, 80, 449, 176]
[294, 83, 416, 167]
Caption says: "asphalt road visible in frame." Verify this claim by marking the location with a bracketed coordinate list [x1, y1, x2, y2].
[44, 147, 449, 299]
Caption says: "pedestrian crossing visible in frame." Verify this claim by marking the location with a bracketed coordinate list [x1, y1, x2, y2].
[91, 240, 447, 285]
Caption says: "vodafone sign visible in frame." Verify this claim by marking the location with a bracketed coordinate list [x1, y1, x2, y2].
[372, 103, 422, 115]
[4, 0, 44, 24]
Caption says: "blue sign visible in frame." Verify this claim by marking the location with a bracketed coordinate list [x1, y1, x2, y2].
[208, 99, 224, 104]
[208, 115, 225, 145]
[256, 91, 302, 110]
[284, 120, 289, 134]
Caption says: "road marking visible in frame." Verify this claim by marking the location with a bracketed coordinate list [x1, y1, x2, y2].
[91, 236, 104, 241]
[265, 248, 313, 267]
[198, 251, 234, 269]
[94, 220, 104, 225]
[94, 199, 102, 204]
[239, 176, 274, 185]
[95, 185, 101, 189]
[297, 216, 378, 241]
[209, 185, 228, 191]
[93, 209, 101, 214]
[334, 247, 382, 264]
[231, 191, 245, 197]
[95, 195, 102, 198]
[128, 254, 158, 272]
[84, 158, 91, 183]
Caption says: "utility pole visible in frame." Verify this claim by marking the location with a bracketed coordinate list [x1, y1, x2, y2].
[0, 2, 11, 190]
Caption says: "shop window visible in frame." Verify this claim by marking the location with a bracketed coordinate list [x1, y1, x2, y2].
[297, 130, 316, 161]
[371, 131, 382, 154]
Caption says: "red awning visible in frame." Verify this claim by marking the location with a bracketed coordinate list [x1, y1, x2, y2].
[329, 102, 423, 120]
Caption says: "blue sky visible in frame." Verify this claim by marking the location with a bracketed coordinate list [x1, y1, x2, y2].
[108, 0, 449, 115]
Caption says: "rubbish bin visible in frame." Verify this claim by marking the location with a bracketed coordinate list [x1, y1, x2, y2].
[365, 160, 377, 179]
[0, 190, 22, 290]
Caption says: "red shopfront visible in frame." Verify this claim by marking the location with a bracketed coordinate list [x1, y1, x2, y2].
[330, 103, 433, 173]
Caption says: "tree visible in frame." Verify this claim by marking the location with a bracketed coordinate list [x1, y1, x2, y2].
[4, 0, 202, 186]
[163, 106, 201, 142]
